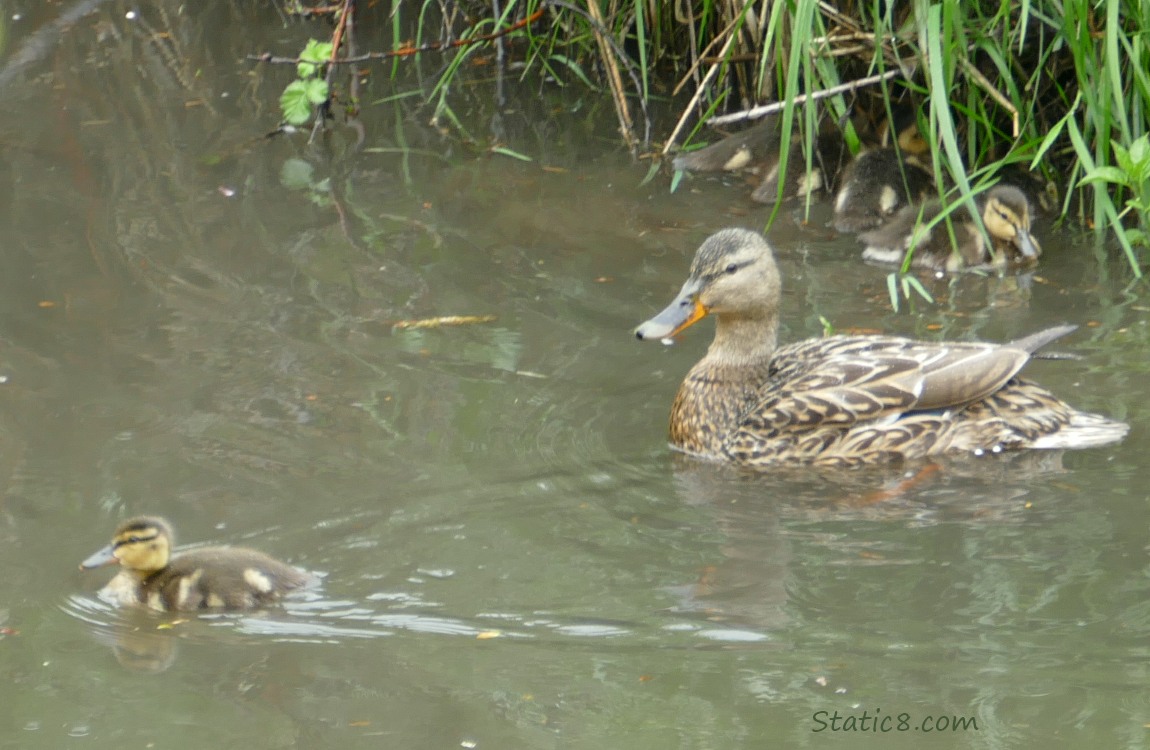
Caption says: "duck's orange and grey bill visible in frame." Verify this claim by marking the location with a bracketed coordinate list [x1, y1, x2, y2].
[635, 283, 708, 341]
[80, 545, 117, 570]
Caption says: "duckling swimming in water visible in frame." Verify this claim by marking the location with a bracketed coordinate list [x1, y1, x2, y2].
[80, 516, 311, 611]
[671, 118, 778, 175]
[672, 118, 847, 204]
[858, 184, 1040, 271]
[832, 118, 935, 233]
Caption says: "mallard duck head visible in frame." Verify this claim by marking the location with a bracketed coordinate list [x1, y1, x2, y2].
[635, 228, 781, 341]
[80, 516, 174, 575]
[982, 185, 1041, 262]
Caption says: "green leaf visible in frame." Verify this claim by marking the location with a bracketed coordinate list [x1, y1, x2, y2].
[885, 273, 900, 312]
[1080, 166, 1130, 187]
[547, 54, 596, 89]
[490, 146, 532, 162]
[280, 80, 314, 126]
[304, 78, 329, 105]
[1128, 135, 1150, 170]
[298, 40, 333, 78]
[1111, 141, 1133, 177]
[638, 161, 661, 188]
[300, 39, 334, 64]
[902, 275, 935, 304]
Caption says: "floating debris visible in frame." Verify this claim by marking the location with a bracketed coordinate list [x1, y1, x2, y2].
[392, 315, 497, 331]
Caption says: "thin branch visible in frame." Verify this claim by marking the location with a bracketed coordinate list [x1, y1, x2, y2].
[247, 8, 544, 66]
[706, 68, 907, 126]
[961, 56, 1019, 137]
[662, 32, 738, 157]
[544, 0, 652, 151]
[585, 0, 636, 153]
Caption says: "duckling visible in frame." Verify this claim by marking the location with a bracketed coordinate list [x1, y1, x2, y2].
[672, 119, 846, 204]
[633, 228, 1127, 466]
[672, 118, 779, 174]
[832, 119, 934, 233]
[997, 163, 1060, 218]
[749, 128, 847, 204]
[80, 516, 312, 611]
[858, 184, 1040, 271]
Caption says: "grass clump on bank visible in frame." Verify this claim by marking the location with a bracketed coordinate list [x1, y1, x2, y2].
[276, 0, 1149, 277]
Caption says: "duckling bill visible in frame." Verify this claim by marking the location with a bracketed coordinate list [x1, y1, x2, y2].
[635, 228, 1127, 466]
[81, 516, 312, 611]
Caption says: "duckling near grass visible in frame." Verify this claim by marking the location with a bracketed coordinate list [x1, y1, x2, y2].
[832, 119, 935, 233]
[858, 184, 1040, 271]
[80, 516, 312, 611]
[672, 119, 847, 204]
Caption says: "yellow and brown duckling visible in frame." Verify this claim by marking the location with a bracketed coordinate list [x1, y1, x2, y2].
[997, 163, 1060, 218]
[832, 119, 934, 233]
[672, 118, 847, 204]
[634, 228, 1127, 467]
[80, 516, 312, 611]
[858, 184, 1040, 271]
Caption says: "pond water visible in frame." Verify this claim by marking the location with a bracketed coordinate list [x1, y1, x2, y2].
[1, 3, 1148, 749]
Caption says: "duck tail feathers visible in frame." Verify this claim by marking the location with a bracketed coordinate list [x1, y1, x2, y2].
[1030, 411, 1129, 450]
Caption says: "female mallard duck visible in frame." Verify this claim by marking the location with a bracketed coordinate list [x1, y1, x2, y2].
[673, 118, 847, 204]
[858, 184, 1040, 271]
[832, 120, 934, 233]
[634, 228, 1127, 467]
[80, 516, 312, 611]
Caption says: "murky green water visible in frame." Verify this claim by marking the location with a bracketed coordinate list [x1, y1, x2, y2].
[0, 3, 1147, 749]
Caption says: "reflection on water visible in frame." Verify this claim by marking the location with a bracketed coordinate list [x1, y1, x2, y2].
[0, 1, 1147, 748]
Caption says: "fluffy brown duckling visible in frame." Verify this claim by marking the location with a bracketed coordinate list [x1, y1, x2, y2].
[832, 119, 935, 233]
[671, 118, 778, 174]
[858, 184, 1041, 271]
[80, 516, 312, 611]
[634, 228, 1126, 466]
[672, 119, 847, 204]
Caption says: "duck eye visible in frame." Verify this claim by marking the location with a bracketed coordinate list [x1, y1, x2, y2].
[725, 263, 739, 275]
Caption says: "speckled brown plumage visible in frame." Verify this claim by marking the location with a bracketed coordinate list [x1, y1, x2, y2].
[635, 228, 1127, 467]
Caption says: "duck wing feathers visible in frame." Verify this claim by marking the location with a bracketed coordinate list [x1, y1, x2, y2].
[738, 335, 1037, 438]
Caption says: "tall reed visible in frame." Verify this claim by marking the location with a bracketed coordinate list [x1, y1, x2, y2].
[369, 0, 1149, 276]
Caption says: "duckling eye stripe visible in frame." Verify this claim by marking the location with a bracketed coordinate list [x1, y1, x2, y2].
[115, 533, 159, 548]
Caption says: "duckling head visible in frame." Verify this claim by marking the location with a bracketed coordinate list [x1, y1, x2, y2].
[80, 516, 174, 576]
[635, 228, 781, 344]
[981, 185, 1041, 262]
[877, 105, 929, 157]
